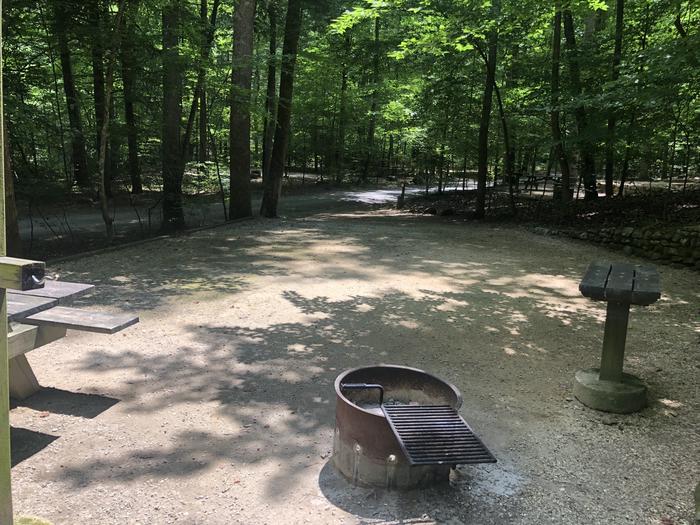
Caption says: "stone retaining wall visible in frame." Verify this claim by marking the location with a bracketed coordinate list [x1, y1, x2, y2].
[532, 225, 700, 270]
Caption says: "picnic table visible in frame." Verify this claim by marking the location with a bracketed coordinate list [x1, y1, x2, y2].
[574, 261, 661, 413]
[7, 279, 138, 399]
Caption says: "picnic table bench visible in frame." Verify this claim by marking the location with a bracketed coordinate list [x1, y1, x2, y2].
[7, 279, 138, 399]
[574, 261, 661, 413]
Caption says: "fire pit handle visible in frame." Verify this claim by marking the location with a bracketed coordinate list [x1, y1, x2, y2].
[340, 383, 384, 405]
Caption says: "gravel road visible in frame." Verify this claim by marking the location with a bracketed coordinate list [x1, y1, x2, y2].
[10, 195, 699, 524]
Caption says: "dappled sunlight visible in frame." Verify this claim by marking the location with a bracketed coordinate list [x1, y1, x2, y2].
[658, 398, 683, 409]
[23, 206, 697, 525]
[56, 278, 614, 496]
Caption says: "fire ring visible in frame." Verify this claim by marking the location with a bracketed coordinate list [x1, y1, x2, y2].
[333, 365, 495, 490]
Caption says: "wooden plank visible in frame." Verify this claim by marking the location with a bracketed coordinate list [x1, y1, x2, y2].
[6, 293, 57, 321]
[604, 262, 635, 302]
[579, 261, 611, 300]
[1, 13, 16, 520]
[0, 256, 45, 291]
[632, 266, 661, 305]
[7, 324, 38, 360]
[22, 306, 139, 334]
[8, 324, 67, 359]
[13, 280, 94, 302]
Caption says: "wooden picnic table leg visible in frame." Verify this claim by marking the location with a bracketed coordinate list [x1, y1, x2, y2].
[598, 301, 630, 382]
[7, 324, 66, 400]
[9, 355, 41, 400]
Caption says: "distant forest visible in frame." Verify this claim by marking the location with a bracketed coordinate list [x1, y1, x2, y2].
[2, 0, 698, 244]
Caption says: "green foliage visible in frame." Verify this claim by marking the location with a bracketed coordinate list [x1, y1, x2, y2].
[1, 0, 697, 202]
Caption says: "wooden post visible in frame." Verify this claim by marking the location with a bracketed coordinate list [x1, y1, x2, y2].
[598, 301, 630, 382]
[0, 0, 14, 518]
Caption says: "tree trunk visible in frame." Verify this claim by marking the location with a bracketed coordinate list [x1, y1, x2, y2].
[108, 96, 119, 190]
[262, 0, 277, 179]
[474, 1, 499, 219]
[260, 0, 303, 218]
[362, 18, 380, 181]
[3, 120, 22, 256]
[97, 0, 127, 242]
[667, 108, 680, 192]
[161, 1, 185, 232]
[335, 33, 350, 182]
[121, 0, 142, 193]
[551, 2, 572, 202]
[39, 2, 70, 182]
[90, 0, 111, 198]
[604, 0, 624, 197]
[54, 0, 90, 189]
[198, 0, 209, 163]
[229, 0, 257, 219]
[563, 9, 597, 200]
[182, 0, 220, 162]
[493, 81, 516, 215]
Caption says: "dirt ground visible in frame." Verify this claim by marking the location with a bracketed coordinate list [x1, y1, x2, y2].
[9, 201, 700, 524]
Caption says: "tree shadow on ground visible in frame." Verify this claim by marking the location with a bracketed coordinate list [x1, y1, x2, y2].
[45, 211, 699, 522]
[53, 280, 600, 500]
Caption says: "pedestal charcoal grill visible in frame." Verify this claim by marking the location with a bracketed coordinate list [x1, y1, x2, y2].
[333, 366, 495, 489]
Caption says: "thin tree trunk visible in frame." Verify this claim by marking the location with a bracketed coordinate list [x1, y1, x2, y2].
[54, 0, 90, 189]
[617, 6, 650, 198]
[260, 0, 303, 217]
[617, 110, 637, 197]
[551, 2, 572, 202]
[681, 131, 690, 192]
[108, 95, 119, 191]
[493, 81, 516, 215]
[91, 0, 112, 197]
[39, 3, 69, 183]
[161, 0, 185, 232]
[388, 133, 394, 177]
[667, 109, 680, 192]
[198, 0, 209, 163]
[97, 0, 127, 242]
[336, 33, 350, 182]
[262, 0, 277, 179]
[604, 0, 624, 197]
[563, 9, 597, 200]
[474, 0, 499, 219]
[199, 81, 208, 163]
[182, 0, 220, 161]
[362, 18, 380, 181]
[3, 120, 22, 256]
[229, 0, 257, 219]
[121, 0, 142, 193]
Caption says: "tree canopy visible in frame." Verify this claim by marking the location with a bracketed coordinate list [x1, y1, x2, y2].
[1, 0, 698, 233]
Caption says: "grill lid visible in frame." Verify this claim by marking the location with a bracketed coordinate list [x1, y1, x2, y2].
[382, 404, 496, 466]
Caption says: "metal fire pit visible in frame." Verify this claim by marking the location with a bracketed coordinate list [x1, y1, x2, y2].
[333, 365, 495, 489]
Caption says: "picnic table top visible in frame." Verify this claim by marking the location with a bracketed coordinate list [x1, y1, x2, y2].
[579, 261, 661, 306]
[7, 293, 58, 322]
[8, 280, 138, 334]
[11, 280, 94, 302]
[8, 280, 95, 322]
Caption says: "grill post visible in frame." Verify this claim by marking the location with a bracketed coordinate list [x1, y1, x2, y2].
[598, 301, 630, 382]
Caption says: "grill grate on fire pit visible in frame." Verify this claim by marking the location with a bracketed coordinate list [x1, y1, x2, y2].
[382, 404, 496, 466]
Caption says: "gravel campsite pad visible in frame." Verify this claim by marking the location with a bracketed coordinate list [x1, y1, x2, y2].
[9, 204, 700, 524]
